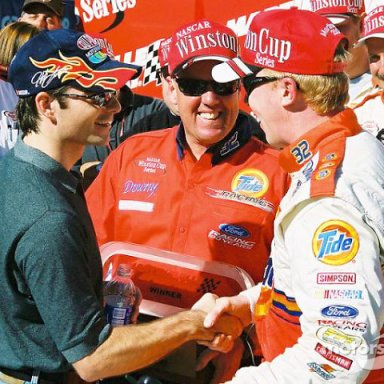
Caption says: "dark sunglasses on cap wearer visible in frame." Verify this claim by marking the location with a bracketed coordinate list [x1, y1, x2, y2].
[242, 76, 280, 99]
[58, 90, 118, 108]
[173, 77, 240, 97]
[242, 75, 300, 103]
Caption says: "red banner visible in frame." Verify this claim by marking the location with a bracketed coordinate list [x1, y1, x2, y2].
[75, 0, 292, 99]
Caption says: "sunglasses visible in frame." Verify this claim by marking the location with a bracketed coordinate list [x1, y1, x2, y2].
[242, 76, 280, 98]
[174, 77, 240, 96]
[58, 90, 118, 108]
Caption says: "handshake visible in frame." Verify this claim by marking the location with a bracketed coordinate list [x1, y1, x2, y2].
[185, 293, 253, 384]
[191, 292, 252, 352]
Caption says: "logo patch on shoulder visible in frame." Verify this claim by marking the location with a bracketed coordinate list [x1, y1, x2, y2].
[312, 220, 359, 265]
[322, 153, 338, 161]
[315, 169, 331, 180]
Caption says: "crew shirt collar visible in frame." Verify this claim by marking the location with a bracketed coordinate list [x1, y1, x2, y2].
[14, 138, 81, 194]
[175, 112, 252, 165]
[279, 108, 362, 173]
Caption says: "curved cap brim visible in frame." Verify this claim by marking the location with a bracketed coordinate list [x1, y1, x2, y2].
[358, 33, 384, 45]
[212, 57, 253, 83]
[324, 14, 352, 25]
[174, 55, 231, 75]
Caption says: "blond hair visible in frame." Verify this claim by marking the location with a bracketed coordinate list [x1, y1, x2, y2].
[0, 21, 39, 66]
[262, 44, 349, 115]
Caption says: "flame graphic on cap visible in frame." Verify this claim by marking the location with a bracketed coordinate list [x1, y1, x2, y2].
[30, 51, 134, 90]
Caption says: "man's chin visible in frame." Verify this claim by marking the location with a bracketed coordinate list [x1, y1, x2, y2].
[87, 136, 109, 146]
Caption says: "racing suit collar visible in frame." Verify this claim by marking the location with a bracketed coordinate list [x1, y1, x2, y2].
[279, 108, 362, 173]
[175, 112, 252, 165]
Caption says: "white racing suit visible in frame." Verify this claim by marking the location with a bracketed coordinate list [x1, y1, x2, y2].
[230, 109, 384, 383]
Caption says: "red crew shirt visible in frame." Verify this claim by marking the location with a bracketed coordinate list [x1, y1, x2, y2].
[86, 119, 289, 291]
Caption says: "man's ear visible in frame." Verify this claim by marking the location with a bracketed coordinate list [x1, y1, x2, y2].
[169, 77, 178, 105]
[280, 77, 298, 108]
[35, 92, 56, 121]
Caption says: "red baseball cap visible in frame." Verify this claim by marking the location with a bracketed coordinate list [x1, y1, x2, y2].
[310, 0, 365, 25]
[358, 5, 384, 43]
[212, 8, 347, 82]
[168, 19, 239, 75]
[158, 37, 172, 68]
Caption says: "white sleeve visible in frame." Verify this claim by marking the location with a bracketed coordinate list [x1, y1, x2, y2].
[228, 197, 384, 383]
[240, 284, 262, 315]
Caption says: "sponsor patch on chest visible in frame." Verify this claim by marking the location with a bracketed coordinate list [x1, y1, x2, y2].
[122, 180, 159, 197]
[134, 157, 166, 175]
[206, 168, 274, 212]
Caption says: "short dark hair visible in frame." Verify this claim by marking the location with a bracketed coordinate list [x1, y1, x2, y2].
[16, 86, 70, 136]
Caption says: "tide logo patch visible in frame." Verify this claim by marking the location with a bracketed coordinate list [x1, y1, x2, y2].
[313, 220, 359, 266]
[231, 168, 269, 198]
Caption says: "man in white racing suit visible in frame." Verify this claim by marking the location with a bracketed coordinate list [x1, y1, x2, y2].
[201, 7, 384, 383]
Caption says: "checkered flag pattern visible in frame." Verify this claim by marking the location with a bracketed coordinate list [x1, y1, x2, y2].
[197, 278, 221, 294]
[143, 39, 162, 86]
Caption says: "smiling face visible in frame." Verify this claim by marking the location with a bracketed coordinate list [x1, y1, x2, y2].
[246, 69, 300, 149]
[246, 71, 285, 148]
[53, 87, 121, 146]
[172, 60, 240, 157]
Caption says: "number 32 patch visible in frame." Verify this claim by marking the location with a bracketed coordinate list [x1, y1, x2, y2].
[291, 140, 312, 164]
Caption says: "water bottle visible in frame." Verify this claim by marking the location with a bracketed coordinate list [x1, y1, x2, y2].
[104, 264, 137, 326]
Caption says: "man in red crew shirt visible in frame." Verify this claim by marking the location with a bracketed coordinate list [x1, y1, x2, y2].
[86, 18, 289, 382]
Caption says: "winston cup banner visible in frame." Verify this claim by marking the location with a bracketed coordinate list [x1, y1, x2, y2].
[75, 0, 291, 99]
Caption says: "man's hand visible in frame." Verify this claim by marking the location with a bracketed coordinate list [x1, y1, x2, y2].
[192, 292, 219, 313]
[191, 293, 243, 352]
[130, 286, 143, 324]
[204, 294, 252, 329]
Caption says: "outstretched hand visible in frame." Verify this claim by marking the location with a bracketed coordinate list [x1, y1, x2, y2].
[192, 293, 243, 352]
[130, 286, 143, 324]
[203, 294, 252, 330]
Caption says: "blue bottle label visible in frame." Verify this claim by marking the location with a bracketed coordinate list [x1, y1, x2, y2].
[105, 303, 133, 326]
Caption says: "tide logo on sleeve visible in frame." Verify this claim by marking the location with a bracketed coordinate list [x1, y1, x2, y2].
[312, 220, 359, 266]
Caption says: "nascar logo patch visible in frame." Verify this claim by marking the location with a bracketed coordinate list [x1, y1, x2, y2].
[312, 220, 359, 266]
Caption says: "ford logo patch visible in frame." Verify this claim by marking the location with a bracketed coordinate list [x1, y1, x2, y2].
[219, 224, 250, 238]
[321, 305, 359, 319]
